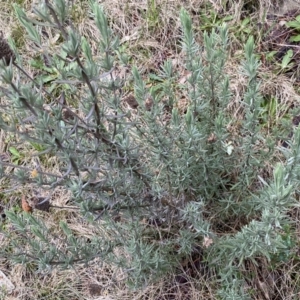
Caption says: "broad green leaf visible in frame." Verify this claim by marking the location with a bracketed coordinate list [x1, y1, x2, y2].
[281, 49, 293, 69]
[289, 35, 300, 42]
[8, 147, 20, 158]
[286, 20, 300, 29]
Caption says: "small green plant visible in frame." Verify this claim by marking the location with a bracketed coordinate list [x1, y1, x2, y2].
[280, 49, 294, 71]
[286, 14, 300, 42]
[230, 16, 253, 44]
[10, 24, 26, 49]
[199, 9, 233, 32]
[265, 48, 294, 75]
[8, 147, 23, 165]
[270, 224, 296, 265]
[259, 96, 279, 129]
[146, 0, 160, 30]
[30, 50, 78, 93]
[0, 0, 299, 298]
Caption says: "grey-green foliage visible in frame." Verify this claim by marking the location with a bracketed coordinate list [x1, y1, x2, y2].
[0, 0, 298, 296]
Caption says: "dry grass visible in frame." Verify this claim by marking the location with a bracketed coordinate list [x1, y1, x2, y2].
[1, 0, 300, 299]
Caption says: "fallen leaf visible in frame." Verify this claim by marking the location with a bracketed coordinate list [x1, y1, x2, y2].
[203, 236, 213, 248]
[21, 195, 33, 213]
